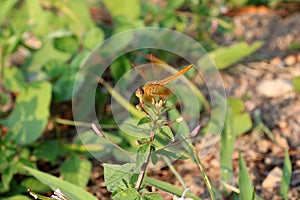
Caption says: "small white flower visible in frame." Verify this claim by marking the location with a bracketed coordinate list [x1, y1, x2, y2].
[51, 188, 68, 200]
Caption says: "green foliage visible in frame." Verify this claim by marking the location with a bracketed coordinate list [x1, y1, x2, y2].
[280, 149, 292, 200]
[103, 163, 136, 192]
[292, 76, 300, 94]
[238, 152, 255, 200]
[1, 81, 51, 145]
[199, 42, 263, 70]
[20, 177, 50, 193]
[61, 154, 92, 188]
[32, 140, 67, 165]
[228, 98, 253, 136]
[220, 107, 235, 182]
[24, 166, 97, 200]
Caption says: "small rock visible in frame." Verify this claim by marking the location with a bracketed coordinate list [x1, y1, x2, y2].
[258, 140, 270, 153]
[284, 55, 297, 66]
[275, 133, 289, 149]
[262, 167, 282, 189]
[297, 53, 300, 62]
[257, 79, 293, 97]
[270, 56, 284, 67]
[296, 160, 300, 168]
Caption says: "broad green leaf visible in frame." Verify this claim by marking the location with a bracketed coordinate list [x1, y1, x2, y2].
[228, 98, 244, 114]
[135, 143, 151, 171]
[292, 76, 300, 94]
[3, 67, 26, 93]
[112, 188, 140, 200]
[53, 35, 79, 53]
[20, 177, 50, 193]
[238, 152, 254, 200]
[137, 117, 151, 125]
[26, 40, 69, 73]
[159, 126, 174, 141]
[42, 60, 69, 79]
[33, 140, 67, 165]
[23, 166, 97, 200]
[57, 0, 93, 36]
[26, 0, 48, 36]
[233, 113, 252, 136]
[83, 27, 105, 50]
[280, 149, 292, 200]
[103, 0, 141, 20]
[228, 98, 252, 136]
[61, 154, 92, 188]
[103, 163, 135, 192]
[220, 107, 235, 182]
[1, 81, 51, 145]
[199, 41, 263, 70]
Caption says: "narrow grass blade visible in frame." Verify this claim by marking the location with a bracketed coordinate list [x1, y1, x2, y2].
[238, 152, 255, 200]
[220, 107, 235, 182]
[145, 177, 201, 200]
[280, 149, 292, 200]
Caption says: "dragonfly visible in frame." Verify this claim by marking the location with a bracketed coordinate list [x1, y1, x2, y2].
[135, 64, 193, 105]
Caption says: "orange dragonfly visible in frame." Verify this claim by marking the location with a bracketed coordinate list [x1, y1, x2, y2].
[135, 64, 193, 105]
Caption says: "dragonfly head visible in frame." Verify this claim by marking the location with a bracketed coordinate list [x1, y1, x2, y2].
[135, 88, 144, 98]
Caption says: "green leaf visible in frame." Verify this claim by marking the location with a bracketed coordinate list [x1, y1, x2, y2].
[2, 195, 31, 200]
[228, 98, 252, 136]
[238, 152, 254, 200]
[199, 41, 263, 70]
[52, 68, 77, 102]
[142, 193, 163, 200]
[137, 117, 151, 125]
[61, 154, 92, 188]
[145, 177, 201, 200]
[1, 81, 51, 145]
[20, 177, 50, 193]
[233, 113, 252, 136]
[33, 140, 67, 165]
[23, 166, 97, 200]
[3, 66, 26, 93]
[280, 149, 292, 200]
[135, 143, 151, 171]
[228, 98, 244, 114]
[0, 0, 18, 23]
[25, 0, 48, 36]
[103, 0, 141, 20]
[292, 76, 300, 94]
[42, 60, 69, 79]
[159, 126, 174, 141]
[27, 40, 69, 73]
[110, 55, 132, 83]
[103, 163, 135, 192]
[53, 35, 79, 53]
[220, 107, 235, 182]
[83, 27, 105, 50]
[112, 188, 140, 200]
